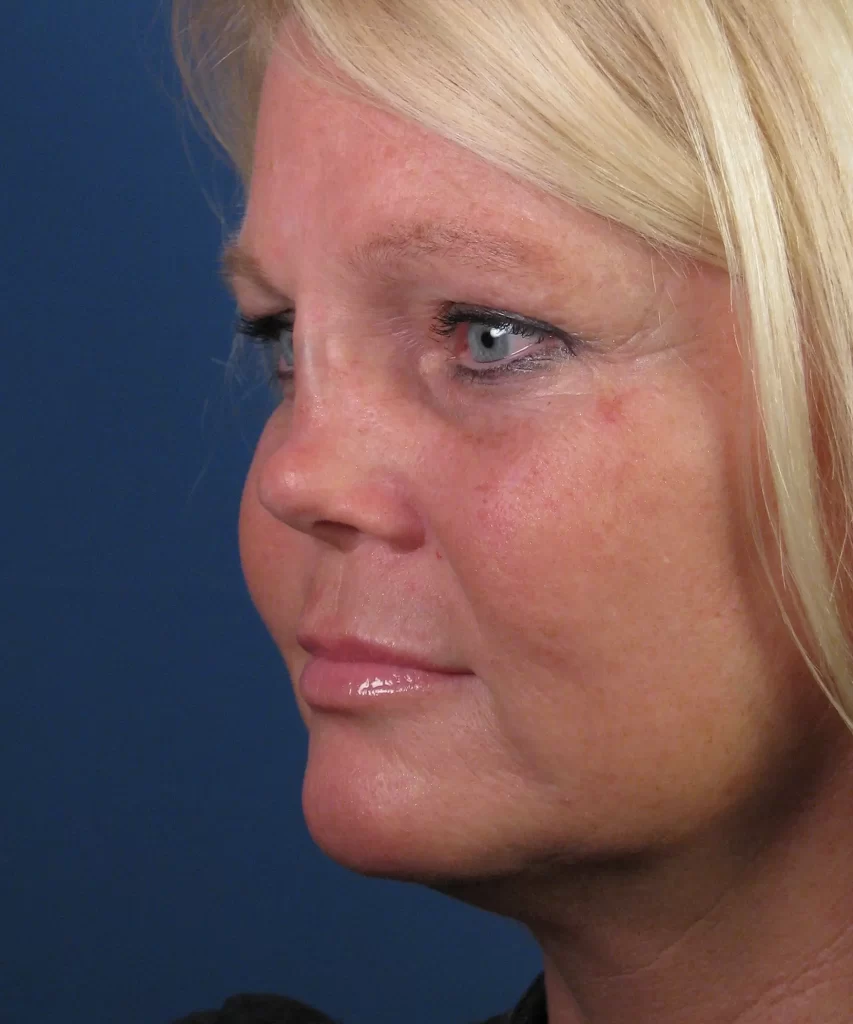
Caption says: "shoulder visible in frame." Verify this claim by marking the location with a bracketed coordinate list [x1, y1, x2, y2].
[170, 974, 546, 1024]
[170, 992, 338, 1023]
[479, 973, 547, 1024]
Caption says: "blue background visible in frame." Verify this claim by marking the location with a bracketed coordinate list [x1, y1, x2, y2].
[1, 3, 540, 1022]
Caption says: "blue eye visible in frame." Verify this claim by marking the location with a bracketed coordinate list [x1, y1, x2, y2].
[464, 320, 543, 364]
[434, 305, 580, 379]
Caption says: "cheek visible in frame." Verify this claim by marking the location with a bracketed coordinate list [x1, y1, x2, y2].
[440, 388, 714, 647]
[430, 385, 791, 790]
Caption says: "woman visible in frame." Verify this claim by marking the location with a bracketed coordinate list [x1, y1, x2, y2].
[171, 1, 853, 1021]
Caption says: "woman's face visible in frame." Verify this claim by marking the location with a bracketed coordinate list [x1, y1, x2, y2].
[235, 36, 822, 883]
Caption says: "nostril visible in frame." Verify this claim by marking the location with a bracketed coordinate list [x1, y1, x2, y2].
[312, 521, 362, 550]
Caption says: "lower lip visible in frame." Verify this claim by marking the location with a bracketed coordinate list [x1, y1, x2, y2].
[298, 657, 470, 710]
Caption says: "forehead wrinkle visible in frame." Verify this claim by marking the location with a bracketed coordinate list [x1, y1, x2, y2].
[345, 221, 554, 279]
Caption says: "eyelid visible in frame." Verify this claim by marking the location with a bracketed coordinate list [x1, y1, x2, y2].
[235, 305, 568, 342]
[433, 303, 571, 341]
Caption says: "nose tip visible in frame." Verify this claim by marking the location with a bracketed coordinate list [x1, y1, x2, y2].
[252, 420, 427, 553]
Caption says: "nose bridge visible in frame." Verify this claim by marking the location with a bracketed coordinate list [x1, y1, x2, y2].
[297, 344, 410, 469]
[296, 287, 426, 464]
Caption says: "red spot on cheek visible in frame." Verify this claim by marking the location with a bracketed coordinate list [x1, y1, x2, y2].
[596, 393, 626, 425]
[436, 551, 443, 560]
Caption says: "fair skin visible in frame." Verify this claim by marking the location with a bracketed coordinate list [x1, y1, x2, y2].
[233, 27, 853, 1024]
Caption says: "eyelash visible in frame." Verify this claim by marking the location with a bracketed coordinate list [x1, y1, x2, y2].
[235, 304, 581, 387]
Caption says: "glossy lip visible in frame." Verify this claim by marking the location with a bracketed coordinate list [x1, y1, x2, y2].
[296, 632, 474, 711]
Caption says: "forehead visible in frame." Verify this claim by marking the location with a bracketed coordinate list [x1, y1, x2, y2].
[241, 33, 618, 276]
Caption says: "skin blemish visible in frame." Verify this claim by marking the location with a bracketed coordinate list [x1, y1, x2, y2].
[596, 392, 626, 425]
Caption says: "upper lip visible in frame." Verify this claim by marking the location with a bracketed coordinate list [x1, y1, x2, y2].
[296, 631, 471, 675]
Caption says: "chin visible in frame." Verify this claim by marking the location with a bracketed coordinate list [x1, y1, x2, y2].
[300, 719, 524, 883]
[301, 747, 459, 881]
[301, 753, 593, 926]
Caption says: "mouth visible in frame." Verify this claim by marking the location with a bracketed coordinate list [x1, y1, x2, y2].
[295, 632, 474, 711]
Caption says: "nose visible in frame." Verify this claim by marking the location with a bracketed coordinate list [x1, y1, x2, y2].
[251, 387, 428, 554]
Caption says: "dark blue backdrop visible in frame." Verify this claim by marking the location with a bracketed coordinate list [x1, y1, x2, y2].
[1, 4, 540, 1022]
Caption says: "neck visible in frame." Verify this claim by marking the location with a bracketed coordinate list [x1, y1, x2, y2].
[447, 717, 853, 1024]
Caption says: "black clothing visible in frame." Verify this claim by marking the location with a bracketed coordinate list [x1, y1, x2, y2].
[481, 974, 547, 1024]
[170, 972, 547, 1024]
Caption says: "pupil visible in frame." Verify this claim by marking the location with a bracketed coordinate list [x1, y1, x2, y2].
[482, 329, 496, 349]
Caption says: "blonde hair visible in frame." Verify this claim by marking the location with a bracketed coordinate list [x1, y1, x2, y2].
[174, 0, 853, 727]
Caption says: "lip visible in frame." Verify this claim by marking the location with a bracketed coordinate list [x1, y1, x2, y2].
[296, 632, 474, 711]
[296, 632, 469, 675]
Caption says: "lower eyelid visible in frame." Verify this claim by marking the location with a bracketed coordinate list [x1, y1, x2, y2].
[453, 345, 569, 380]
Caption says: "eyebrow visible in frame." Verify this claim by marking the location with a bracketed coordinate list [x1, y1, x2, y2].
[220, 222, 553, 296]
[220, 243, 284, 297]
